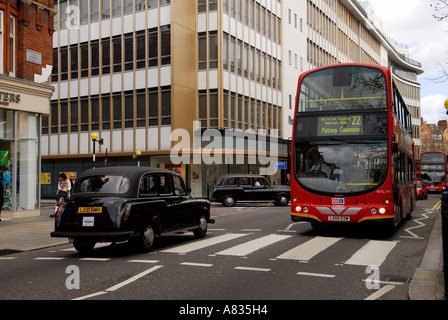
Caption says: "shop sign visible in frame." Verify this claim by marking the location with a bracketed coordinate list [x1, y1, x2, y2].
[0, 91, 21, 107]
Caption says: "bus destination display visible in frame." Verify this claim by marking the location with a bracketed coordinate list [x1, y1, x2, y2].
[317, 115, 362, 136]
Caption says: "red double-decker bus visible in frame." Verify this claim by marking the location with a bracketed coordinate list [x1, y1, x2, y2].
[420, 151, 448, 192]
[291, 63, 416, 230]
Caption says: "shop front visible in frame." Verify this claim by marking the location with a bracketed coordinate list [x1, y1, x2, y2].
[0, 75, 54, 218]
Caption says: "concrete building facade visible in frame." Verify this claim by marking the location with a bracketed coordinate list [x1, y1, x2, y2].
[42, 0, 423, 198]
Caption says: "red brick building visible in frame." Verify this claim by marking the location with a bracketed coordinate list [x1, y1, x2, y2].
[420, 119, 448, 157]
[1, 0, 54, 218]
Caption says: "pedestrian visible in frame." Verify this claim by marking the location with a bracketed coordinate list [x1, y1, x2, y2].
[69, 173, 76, 194]
[2, 165, 11, 194]
[57, 173, 71, 201]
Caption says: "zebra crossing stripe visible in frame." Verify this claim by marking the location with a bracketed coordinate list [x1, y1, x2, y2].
[276, 236, 342, 261]
[344, 240, 397, 266]
[161, 233, 249, 254]
[215, 234, 292, 257]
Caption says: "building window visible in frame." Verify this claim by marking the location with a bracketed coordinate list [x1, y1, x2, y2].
[124, 91, 134, 128]
[80, 99, 88, 131]
[102, 39, 110, 74]
[9, 15, 15, 76]
[209, 0, 218, 11]
[148, 28, 158, 67]
[113, 0, 121, 17]
[210, 90, 218, 128]
[124, 34, 133, 71]
[91, 96, 100, 130]
[113, 36, 122, 72]
[198, 0, 207, 13]
[51, 102, 58, 134]
[136, 31, 145, 69]
[113, 94, 122, 129]
[60, 100, 68, 133]
[102, 0, 111, 19]
[91, 0, 99, 22]
[136, 90, 146, 127]
[161, 86, 171, 125]
[148, 88, 158, 126]
[60, 47, 68, 81]
[148, 0, 158, 9]
[102, 95, 110, 130]
[80, 0, 88, 25]
[209, 31, 218, 69]
[71, 100, 78, 132]
[91, 41, 100, 76]
[70, 45, 78, 79]
[198, 90, 207, 128]
[80, 43, 89, 77]
[223, 33, 228, 70]
[161, 26, 171, 65]
[198, 32, 207, 70]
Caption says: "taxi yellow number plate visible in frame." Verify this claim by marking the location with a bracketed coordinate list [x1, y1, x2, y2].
[78, 207, 102, 214]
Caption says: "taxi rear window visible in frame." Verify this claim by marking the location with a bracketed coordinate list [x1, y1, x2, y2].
[73, 175, 130, 194]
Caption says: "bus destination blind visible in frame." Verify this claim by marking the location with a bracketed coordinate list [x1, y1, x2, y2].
[317, 115, 363, 136]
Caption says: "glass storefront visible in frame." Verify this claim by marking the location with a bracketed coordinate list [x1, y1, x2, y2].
[1, 108, 42, 214]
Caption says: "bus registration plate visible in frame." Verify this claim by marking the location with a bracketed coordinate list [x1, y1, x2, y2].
[328, 216, 350, 222]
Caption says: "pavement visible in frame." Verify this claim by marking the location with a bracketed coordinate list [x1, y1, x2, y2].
[0, 200, 445, 300]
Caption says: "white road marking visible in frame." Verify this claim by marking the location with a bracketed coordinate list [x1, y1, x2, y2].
[106, 265, 163, 292]
[34, 257, 66, 260]
[79, 257, 110, 261]
[400, 210, 432, 239]
[364, 284, 396, 300]
[161, 233, 249, 254]
[128, 260, 160, 264]
[297, 271, 336, 278]
[72, 291, 108, 300]
[181, 262, 213, 267]
[235, 266, 271, 272]
[72, 265, 163, 300]
[0, 257, 18, 260]
[276, 236, 341, 261]
[215, 234, 292, 257]
[344, 240, 397, 266]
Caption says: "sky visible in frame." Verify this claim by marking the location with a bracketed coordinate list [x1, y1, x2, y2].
[366, 0, 448, 124]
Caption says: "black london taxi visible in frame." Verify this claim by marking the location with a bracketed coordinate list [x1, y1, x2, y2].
[51, 166, 214, 253]
[211, 174, 290, 207]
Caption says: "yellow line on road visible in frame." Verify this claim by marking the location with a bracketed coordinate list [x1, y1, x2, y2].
[433, 200, 441, 210]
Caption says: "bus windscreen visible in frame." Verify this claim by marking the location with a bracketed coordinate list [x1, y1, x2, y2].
[297, 66, 387, 112]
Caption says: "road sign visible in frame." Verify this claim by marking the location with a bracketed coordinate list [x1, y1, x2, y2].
[275, 161, 288, 170]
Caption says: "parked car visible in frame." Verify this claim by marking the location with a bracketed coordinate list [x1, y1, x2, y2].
[211, 174, 290, 207]
[416, 181, 428, 200]
[51, 166, 214, 253]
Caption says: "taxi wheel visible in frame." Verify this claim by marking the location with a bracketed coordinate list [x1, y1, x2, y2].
[73, 239, 95, 254]
[137, 224, 156, 252]
[222, 196, 235, 207]
[275, 195, 289, 206]
[193, 215, 208, 238]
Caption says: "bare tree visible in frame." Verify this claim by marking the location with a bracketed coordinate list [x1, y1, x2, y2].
[431, 51, 448, 83]
[430, 1, 448, 83]
[431, 0, 448, 21]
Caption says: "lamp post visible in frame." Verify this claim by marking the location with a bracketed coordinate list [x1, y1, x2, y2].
[134, 151, 142, 166]
[91, 133, 103, 169]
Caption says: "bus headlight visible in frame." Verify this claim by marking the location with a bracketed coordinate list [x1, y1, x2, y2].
[379, 208, 386, 214]
[295, 206, 302, 212]
[303, 207, 309, 213]
[370, 208, 377, 215]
